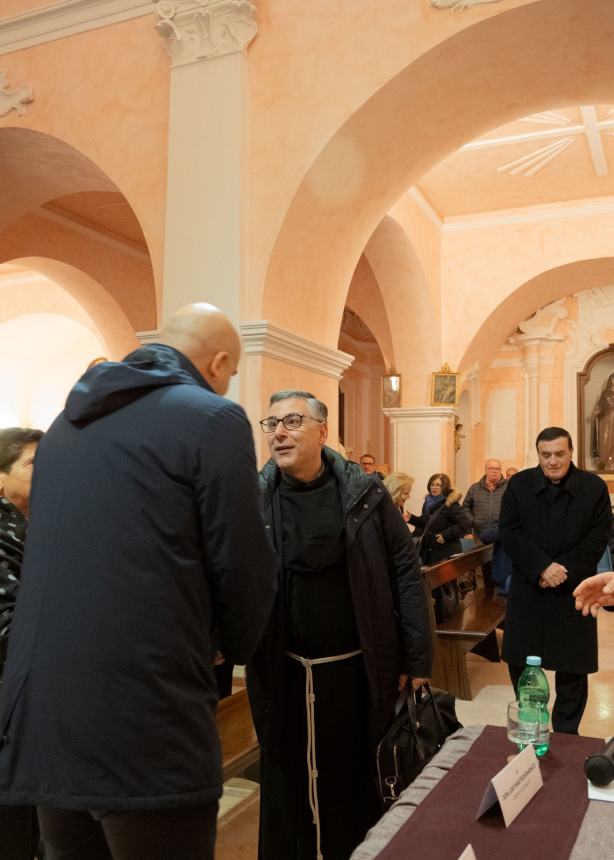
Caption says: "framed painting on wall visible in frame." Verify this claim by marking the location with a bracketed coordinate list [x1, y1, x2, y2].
[381, 374, 401, 408]
[431, 364, 459, 407]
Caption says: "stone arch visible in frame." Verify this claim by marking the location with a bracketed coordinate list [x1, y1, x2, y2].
[263, 0, 614, 347]
[460, 258, 614, 374]
[0, 257, 139, 427]
[1, 257, 138, 359]
[362, 215, 439, 405]
[0, 128, 157, 328]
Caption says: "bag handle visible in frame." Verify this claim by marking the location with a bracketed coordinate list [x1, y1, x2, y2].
[415, 682, 448, 738]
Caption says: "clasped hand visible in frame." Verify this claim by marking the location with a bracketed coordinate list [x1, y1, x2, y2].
[539, 561, 568, 588]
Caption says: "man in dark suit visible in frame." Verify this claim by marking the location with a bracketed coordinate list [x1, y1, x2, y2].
[500, 426, 611, 733]
[0, 303, 278, 860]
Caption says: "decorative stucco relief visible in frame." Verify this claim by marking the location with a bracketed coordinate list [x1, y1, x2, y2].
[517, 298, 568, 338]
[566, 286, 614, 363]
[155, 0, 257, 66]
[431, 0, 505, 11]
[0, 70, 33, 118]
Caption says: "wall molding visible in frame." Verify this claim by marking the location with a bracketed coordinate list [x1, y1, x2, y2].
[240, 321, 354, 381]
[136, 329, 161, 343]
[383, 406, 457, 422]
[0, 0, 153, 56]
[443, 199, 614, 232]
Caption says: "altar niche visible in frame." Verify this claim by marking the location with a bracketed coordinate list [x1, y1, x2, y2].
[577, 346, 614, 477]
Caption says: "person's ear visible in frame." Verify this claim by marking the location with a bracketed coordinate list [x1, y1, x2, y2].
[0, 472, 6, 496]
[208, 351, 229, 391]
[319, 422, 328, 445]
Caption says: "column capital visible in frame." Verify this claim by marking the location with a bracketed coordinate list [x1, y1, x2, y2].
[155, 0, 257, 67]
[383, 406, 457, 423]
[240, 321, 354, 381]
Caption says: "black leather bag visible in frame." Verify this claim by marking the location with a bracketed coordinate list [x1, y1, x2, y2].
[433, 580, 460, 624]
[375, 683, 462, 809]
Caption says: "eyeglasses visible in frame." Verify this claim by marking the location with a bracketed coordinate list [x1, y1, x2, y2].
[259, 413, 323, 434]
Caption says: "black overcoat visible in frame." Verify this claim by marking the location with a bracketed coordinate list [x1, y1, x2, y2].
[246, 447, 433, 755]
[0, 345, 278, 810]
[500, 463, 611, 674]
[409, 490, 470, 564]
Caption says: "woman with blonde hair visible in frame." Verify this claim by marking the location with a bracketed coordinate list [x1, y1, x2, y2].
[383, 472, 414, 522]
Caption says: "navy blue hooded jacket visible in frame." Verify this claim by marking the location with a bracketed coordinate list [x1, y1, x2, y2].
[0, 344, 278, 809]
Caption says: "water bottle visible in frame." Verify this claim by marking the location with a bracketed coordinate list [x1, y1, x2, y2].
[517, 656, 550, 757]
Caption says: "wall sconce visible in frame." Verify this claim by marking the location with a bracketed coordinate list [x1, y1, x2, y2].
[381, 373, 401, 408]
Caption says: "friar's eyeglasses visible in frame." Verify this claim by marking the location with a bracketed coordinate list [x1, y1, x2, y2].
[259, 413, 324, 433]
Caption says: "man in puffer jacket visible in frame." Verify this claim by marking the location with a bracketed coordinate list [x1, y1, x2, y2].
[463, 459, 510, 593]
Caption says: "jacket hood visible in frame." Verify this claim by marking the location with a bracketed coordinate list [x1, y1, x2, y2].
[64, 344, 210, 423]
[445, 488, 462, 507]
[259, 446, 376, 514]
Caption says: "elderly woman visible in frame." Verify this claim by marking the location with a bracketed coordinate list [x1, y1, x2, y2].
[383, 472, 414, 522]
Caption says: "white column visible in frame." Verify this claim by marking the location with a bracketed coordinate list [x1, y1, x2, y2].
[513, 334, 563, 467]
[383, 407, 457, 496]
[155, 0, 256, 326]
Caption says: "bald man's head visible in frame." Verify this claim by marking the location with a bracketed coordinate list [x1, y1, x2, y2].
[159, 303, 241, 396]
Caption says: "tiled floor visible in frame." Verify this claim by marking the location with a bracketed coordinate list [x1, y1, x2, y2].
[216, 612, 614, 858]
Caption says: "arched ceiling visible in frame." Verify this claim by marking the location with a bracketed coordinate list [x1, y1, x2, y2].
[460, 258, 614, 373]
[417, 105, 614, 218]
[263, 0, 614, 345]
[0, 128, 115, 231]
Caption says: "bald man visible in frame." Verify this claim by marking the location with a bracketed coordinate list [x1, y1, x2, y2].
[0, 304, 278, 860]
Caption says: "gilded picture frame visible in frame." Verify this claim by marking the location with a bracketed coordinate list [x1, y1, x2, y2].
[431, 365, 459, 407]
[381, 374, 401, 408]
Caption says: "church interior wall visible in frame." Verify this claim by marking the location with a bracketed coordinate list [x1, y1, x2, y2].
[0, 14, 170, 311]
[2, 0, 614, 483]
[0, 210, 155, 331]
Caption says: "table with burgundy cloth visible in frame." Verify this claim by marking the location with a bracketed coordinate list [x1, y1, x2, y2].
[351, 725, 614, 860]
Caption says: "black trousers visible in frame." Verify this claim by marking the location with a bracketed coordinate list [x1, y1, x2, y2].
[0, 804, 40, 860]
[38, 802, 218, 860]
[509, 665, 588, 734]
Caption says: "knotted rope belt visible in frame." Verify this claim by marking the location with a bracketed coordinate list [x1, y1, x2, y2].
[285, 648, 363, 860]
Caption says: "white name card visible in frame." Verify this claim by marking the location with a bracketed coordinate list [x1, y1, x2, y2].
[476, 743, 543, 827]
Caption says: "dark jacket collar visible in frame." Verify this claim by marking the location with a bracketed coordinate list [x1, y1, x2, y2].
[259, 446, 375, 514]
[532, 461, 580, 497]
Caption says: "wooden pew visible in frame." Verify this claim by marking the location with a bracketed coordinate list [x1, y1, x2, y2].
[423, 544, 506, 701]
[216, 687, 259, 781]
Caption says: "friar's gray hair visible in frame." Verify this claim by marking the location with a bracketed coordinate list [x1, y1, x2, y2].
[268, 390, 328, 422]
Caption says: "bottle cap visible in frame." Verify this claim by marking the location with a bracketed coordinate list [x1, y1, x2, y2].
[526, 656, 542, 666]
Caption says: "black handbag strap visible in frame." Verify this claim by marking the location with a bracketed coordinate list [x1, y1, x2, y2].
[419, 503, 445, 544]
[400, 682, 448, 739]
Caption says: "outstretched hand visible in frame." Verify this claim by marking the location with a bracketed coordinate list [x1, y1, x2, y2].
[573, 572, 614, 617]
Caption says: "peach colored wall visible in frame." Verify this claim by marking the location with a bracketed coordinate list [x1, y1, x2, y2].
[0, 211, 156, 330]
[345, 255, 394, 371]
[0, 267, 136, 429]
[259, 0, 614, 353]
[247, 0, 537, 322]
[443, 207, 614, 373]
[0, 15, 169, 316]
[339, 334, 387, 466]
[3, 257, 139, 359]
